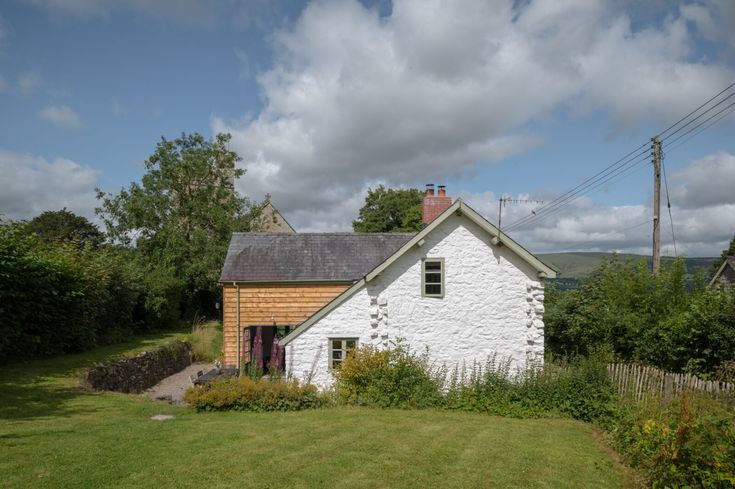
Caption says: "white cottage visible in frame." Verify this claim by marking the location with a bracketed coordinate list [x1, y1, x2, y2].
[219, 186, 556, 389]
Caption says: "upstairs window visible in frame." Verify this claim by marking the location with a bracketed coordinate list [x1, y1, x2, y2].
[330, 338, 358, 369]
[422, 258, 444, 298]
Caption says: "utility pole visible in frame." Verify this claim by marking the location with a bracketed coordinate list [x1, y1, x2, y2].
[652, 136, 662, 275]
[498, 197, 544, 231]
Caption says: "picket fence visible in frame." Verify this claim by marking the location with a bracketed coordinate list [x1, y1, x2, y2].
[607, 363, 735, 401]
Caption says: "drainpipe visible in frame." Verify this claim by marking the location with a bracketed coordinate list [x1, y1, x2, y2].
[234, 282, 240, 371]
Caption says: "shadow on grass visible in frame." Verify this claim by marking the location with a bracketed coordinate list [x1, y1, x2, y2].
[0, 332, 185, 420]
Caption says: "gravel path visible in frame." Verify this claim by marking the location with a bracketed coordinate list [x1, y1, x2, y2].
[145, 362, 214, 404]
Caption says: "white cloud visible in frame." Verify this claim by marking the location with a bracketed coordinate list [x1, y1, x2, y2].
[39, 105, 82, 128]
[682, 0, 735, 57]
[670, 151, 735, 209]
[215, 0, 733, 233]
[0, 149, 98, 221]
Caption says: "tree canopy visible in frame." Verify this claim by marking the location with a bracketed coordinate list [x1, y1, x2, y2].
[96, 132, 258, 315]
[22, 208, 104, 248]
[352, 185, 423, 233]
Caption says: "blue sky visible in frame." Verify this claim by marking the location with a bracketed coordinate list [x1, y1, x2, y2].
[1, 0, 734, 256]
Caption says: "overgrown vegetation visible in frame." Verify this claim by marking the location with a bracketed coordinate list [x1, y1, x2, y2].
[611, 393, 735, 488]
[545, 256, 735, 377]
[333, 343, 616, 421]
[187, 320, 223, 362]
[0, 223, 144, 358]
[184, 377, 325, 412]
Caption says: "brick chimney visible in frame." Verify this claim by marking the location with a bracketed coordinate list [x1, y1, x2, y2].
[422, 184, 452, 224]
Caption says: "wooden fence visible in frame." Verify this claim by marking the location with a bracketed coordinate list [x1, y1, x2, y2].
[607, 363, 735, 401]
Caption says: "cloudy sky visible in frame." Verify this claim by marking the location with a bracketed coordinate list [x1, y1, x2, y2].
[1, 0, 734, 256]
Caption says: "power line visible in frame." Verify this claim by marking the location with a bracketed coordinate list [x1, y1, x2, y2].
[660, 91, 735, 142]
[665, 103, 735, 154]
[665, 100, 735, 151]
[616, 218, 653, 234]
[661, 150, 677, 256]
[658, 80, 735, 138]
[503, 143, 649, 230]
[503, 80, 735, 232]
[505, 151, 651, 231]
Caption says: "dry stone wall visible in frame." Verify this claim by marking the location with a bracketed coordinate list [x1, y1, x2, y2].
[83, 340, 193, 393]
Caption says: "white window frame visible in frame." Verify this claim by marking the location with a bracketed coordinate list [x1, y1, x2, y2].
[329, 338, 358, 369]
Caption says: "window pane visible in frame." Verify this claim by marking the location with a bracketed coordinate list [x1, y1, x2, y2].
[425, 261, 441, 270]
[425, 284, 442, 295]
[332, 350, 342, 359]
[332, 339, 343, 350]
[332, 359, 342, 369]
[346, 340, 356, 349]
[425, 272, 442, 283]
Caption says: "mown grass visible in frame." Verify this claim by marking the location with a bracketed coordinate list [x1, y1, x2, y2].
[0, 333, 635, 489]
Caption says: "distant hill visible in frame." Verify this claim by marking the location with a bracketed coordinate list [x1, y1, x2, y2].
[537, 252, 717, 280]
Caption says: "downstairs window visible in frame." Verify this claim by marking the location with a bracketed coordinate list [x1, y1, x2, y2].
[329, 338, 358, 369]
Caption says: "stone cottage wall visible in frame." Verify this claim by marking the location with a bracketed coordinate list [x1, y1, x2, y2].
[286, 214, 545, 389]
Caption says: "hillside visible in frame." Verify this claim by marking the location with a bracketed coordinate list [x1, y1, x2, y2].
[537, 252, 717, 280]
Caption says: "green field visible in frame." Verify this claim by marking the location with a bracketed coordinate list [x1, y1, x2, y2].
[0, 334, 634, 488]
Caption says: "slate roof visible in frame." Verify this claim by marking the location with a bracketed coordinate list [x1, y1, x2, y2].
[711, 256, 735, 286]
[219, 233, 415, 283]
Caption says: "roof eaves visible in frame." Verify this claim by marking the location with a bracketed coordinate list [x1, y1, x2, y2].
[709, 256, 734, 286]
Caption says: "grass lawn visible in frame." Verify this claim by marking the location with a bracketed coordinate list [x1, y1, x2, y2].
[0, 333, 635, 489]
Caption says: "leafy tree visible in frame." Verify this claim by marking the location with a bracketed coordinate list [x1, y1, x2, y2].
[545, 256, 735, 376]
[353, 185, 423, 233]
[22, 208, 104, 248]
[710, 233, 735, 276]
[96, 132, 257, 319]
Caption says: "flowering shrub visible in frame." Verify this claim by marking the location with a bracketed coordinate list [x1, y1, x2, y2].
[333, 344, 443, 408]
[184, 377, 325, 412]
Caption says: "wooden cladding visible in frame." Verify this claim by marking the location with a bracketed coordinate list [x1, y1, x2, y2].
[222, 283, 349, 366]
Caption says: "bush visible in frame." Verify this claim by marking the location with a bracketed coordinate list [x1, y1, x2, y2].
[610, 393, 735, 488]
[188, 320, 223, 362]
[333, 343, 443, 408]
[184, 377, 325, 412]
[333, 342, 615, 420]
[545, 257, 735, 378]
[444, 354, 617, 421]
[0, 223, 152, 360]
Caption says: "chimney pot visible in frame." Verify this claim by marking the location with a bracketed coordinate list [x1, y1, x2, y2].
[422, 184, 452, 224]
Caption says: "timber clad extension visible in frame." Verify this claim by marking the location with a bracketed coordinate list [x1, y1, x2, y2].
[222, 283, 348, 366]
[220, 233, 413, 367]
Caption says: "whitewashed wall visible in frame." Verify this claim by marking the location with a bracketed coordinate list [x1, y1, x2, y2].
[285, 214, 546, 389]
